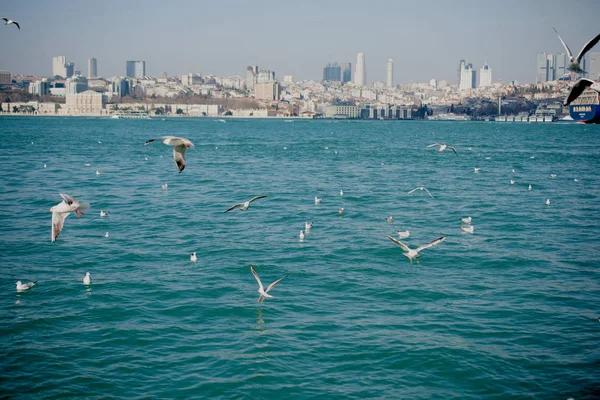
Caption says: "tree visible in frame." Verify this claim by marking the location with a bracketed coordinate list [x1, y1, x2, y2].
[12, 106, 18, 113]
[176, 108, 184, 115]
[224, 110, 233, 116]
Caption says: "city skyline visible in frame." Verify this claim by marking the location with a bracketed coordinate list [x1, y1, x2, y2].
[0, 0, 599, 84]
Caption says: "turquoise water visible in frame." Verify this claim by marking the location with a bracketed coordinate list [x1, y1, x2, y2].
[1, 117, 599, 399]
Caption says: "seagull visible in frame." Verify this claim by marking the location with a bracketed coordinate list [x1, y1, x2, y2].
[396, 230, 410, 239]
[553, 27, 600, 74]
[546, 199, 551, 206]
[426, 143, 458, 157]
[44, 163, 47, 168]
[2, 17, 20, 30]
[145, 136, 194, 173]
[474, 167, 480, 173]
[224, 195, 267, 212]
[96, 170, 101, 176]
[387, 235, 446, 264]
[510, 180, 516, 185]
[104, 232, 109, 238]
[16, 281, 36, 291]
[190, 252, 197, 262]
[250, 266, 290, 303]
[83, 272, 91, 285]
[161, 183, 168, 190]
[100, 210, 109, 217]
[299, 231, 305, 240]
[305, 221, 313, 231]
[528, 184, 532, 191]
[386, 216, 394, 224]
[84, 163, 91, 167]
[461, 225, 474, 233]
[340, 190, 344, 196]
[49, 193, 87, 242]
[551, 174, 557, 179]
[563, 78, 600, 106]
[461, 217, 472, 225]
[314, 196, 322, 205]
[338, 207, 344, 214]
[408, 186, 434, 199]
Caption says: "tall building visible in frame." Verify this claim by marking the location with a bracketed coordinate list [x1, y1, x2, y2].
[386, 58, 393, 87]
[246, 65, 258, 91]
[589, 52, 600, 80]
[341, 63, 351, 83]
[88, 58, 97, 78]
[65, 62, 74, 78]
[126, 61, 146, 78]
[457, 60, 466, 85]
[459, 61, 476, 90]
[0, 70, 11, 84]
[29, 79, 49, 95]
[354, 52, 366, 86]
[479, 61, 492, 87]
[254, 81, 280, 101]
[536, 53, 567, 83]
[52, 56, 67, 78]
[323, 62, 342, 82]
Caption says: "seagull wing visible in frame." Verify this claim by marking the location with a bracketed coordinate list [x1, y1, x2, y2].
[51, 211, 70, 242]
[13, 21, 19, 30]
[425, 143, 441, 149]
[387, 235, 411, 252]
[553, 27, 573, 59]
[248, 195, 267, 204]
[576, 33, 600, 63]
[416, 236, 446, 253]
[250, 266, 264, 292]
[422, 187, 435, 199]
[407, 187, 419, 194]
[59, 193, 76, 205]
[173, 144, 188, 173]
[144, 136, 175, 145]
[265, 273, 290, 294]
[447, 146, 459, 157]
[224, 203, 243, 212]
[564, 78, 594, 106]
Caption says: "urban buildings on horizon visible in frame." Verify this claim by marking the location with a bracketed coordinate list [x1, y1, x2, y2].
[126, 61, 146, 78]
[386, 59, 393, 88]
[88, 58, 97, 79]
[354, 52, 366, 86]
[322, 62, 351, 83]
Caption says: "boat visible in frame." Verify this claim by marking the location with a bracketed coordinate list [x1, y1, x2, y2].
[111, 110, 151, 119]
[569, 89, 600, 123]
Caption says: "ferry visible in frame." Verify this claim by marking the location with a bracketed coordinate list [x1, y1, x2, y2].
[111, 110, 151, 119]
[569, 90, 600, 123]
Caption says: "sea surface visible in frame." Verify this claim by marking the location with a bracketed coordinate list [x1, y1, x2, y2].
[0, 117, 599, 399]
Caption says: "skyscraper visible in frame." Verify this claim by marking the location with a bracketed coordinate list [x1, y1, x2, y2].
[323, 62, 342, 82]
[65, 62, 74, 78]
[52, 56, 66, 78]
[354, 52, 366, 86]
[479, 61, 492, 87]
[459, 61, 476, 90]
[246, 65, 258, 91]
[126, 61, 146, 78]
[457, 60, 466, 85]
[536, 53, 568, 83]
[589, 52, 600, 80]
[88, 58, 97, 78]
[386, 58, 393, 87]
[341, 63, 351, 83]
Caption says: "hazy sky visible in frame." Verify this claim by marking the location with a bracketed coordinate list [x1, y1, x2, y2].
[1, 0, 599, 84]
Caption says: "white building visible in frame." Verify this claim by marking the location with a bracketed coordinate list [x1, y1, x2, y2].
[459, 61, 476, 90]
[29, 79, 49, 95]
[283, 75, 295, 84]
[65, 90, 107, 115]
[354, 52, 366, 86]
[479, 62, 492, 87]
[181, 74, 202, 86]
[88, 58, 97, 78]
[52, 56, 67, 78]
[386, 58, 393, 87]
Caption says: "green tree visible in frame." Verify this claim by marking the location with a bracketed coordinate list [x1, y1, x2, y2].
[12, 106, 18, 113]
[224, 110, 233, 116]
[176, 108, 184, 115]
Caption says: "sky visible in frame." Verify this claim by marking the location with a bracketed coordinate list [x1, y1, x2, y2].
[1, 0, 599, 85]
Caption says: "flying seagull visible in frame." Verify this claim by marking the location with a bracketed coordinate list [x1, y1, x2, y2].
[16, 281, 37, 291]
[553, 27, 600, 74]
[563, 78, 600, 106]
[2, 17, 20, 30]
[387, 235, 446, 264]
[49, 193, 88, 242]
[250, 266, 290, 303]
[426, 143, 458, 157]
[408, 186, 435, 199]
[224, 195, 267, 212]
[144, 136, 194, 173]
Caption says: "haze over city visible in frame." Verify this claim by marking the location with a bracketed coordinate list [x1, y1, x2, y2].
[1, 0, 599, 84]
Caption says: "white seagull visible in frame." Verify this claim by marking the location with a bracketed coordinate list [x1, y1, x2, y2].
[224, 195, 267, 212]
[387, 235, 446, 264]
[190, 252, 197, 262]
[461, 217, 472, 225]
[563, 78, 600, 106]
[474, 167, 481, 173]
[528, 184, 532, 191]
[145, 136, 195, 173]
[338, 207, 344, 215]
[408, 186, 435, 199]
[83, 272, 91, 285]
[104, 232, 109, 238]
[2, 17, 20, 30]
[314, 196, 322, 205]
[553, 27, 600, 74]
[100, 210, 109, 217]
[161, 183, 168, 190]
[386, 216, 394, 224]
[340, 190, 344, 196]
[546, 199, 551, 206]
[299, 230, 305, 240]
[461, 225, 474, 233]
[96, 170, 101, 175]
[16, 281, 37, 291]
[305, 221, 313, 231]
[426, 143, 458, 157]
[49, 193, 87, 242]
[250, 266, 290, 303]
[396, 230, 410, 239]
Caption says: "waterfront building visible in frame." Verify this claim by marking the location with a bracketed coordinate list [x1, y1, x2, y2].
[65, 90, 107, 115]
[88, 58, 97, 78]
[323, 62, 342, 82]
[354, 53, 366, 86]
[0, 70, 11, 84]
[52, 56, 67, 78]
[254, 81, 280, 101]
[341, 63, 352, 83]
[459, 61, 476, 90]
[28, 78, 49, 95]
[324, 105, 359, 118]
[386, 59, 393, 87]
[589, 52, 600, 80]
[479, 61, 492, 87]
[126, 61, 146, 78]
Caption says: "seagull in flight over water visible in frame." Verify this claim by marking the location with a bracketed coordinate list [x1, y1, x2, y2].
[224, 195, 267, 212]
[49, 193, 88, 242]
[553, 27, 600, 74]
[563, 78, 600, 106]
[250, 266, 290, 303]
[145, 136, 194, 173]
[408, 186, 435, 199]
[387, 235, 446, 264]
[426, 143, 458, 157]
[2, 17, 20, 30]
